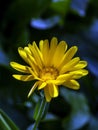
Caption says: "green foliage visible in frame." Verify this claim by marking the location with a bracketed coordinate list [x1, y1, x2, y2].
[0, 109, 19, 130]
[50, 0, 71, 16]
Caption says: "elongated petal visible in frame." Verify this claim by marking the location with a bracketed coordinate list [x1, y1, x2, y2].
[49, 84, 59, 97]
[33, 41, 43, 63]
[26, 67, 39, 79]
[10, 62, 30, 73]
[26, 53, 39, 75]
[46, 79, 65, 85]
[63, 80, 80, 89]
[70, 69, 89, 79]
[60, 57, 80, 74]
[38, 82, 47, 90]
[28, 82, 38, 97]
[24, 46, 32, 55]
[44, 86, 52, 102]
[58, 46, 78, 69]
[57, 73, 74, 81]
[52, 41, 68, 67]
[28, 43, 43, 68]
[70, 61, 88, 71]
[12, 74, 33, 81]
[47, 37, 58, 66]
[18, 47, 28, 64]
[39, 39, 49, 66]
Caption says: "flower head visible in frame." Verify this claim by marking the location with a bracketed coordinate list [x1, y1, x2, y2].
[10, 37, 88, 102]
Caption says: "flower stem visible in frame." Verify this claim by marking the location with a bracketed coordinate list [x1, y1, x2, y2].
[33, 97, 47, 130]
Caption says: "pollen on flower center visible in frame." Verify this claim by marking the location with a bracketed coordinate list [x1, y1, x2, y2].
[39, 67, 59, 81]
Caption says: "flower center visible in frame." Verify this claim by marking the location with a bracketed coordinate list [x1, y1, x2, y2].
[39, 66, 59, 81]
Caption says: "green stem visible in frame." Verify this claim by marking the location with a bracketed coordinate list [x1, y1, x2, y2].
[33, 97, 47, 130]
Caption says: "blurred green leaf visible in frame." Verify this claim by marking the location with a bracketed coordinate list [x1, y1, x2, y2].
[50, 0, 71, 16]
[33, 99, 42, 120]
[61, 88, 90, 130]
[0, 114, 11, 130]
[0, 109, 19, 130]
[33, 97, 49, 121]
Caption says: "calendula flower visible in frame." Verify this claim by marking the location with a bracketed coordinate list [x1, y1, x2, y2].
[10, 37, 88, 102]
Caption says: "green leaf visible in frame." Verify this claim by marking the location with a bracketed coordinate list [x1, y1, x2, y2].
[33, 99, 42, 120]
[0, 109, 19, 130]
[0, 114, 11, 130]
[61, 88, 90, 130]
[50, 0, 71, 16]
[33, 97, 49, 121]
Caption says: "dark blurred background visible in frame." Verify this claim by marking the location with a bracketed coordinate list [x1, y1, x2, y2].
[0, 0, 98, 130]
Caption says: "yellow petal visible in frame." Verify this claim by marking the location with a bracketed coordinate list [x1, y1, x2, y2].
[24, 46, 32, 55]
[12, 74, 33, 81]
[47, 37, 58, 65]
[26, 67, 39, 79]
[38, 82, 47, 90]
[44, 86, 52, 102]
[28, 82, 38, 97]
[60, 57, 80, 74]
[70, 61, 88, 71]
[46, 79, 65, 85]
[49, 84, 59, 97]
[39, 39, 49, 66]
[52, 40, 68, 67]
[70, 69, 89, 79]
[10, 62, 30, 73]
[57, 73, 74, 81]
[18, 47, 28, 64]
[28, 43, 43, 68]
[63, 80, 80, 90]
[39, 40, 44, 52]
[58, 46, 78, 69]
[33, 41, 43, 63]
[26, 53, 39, 75]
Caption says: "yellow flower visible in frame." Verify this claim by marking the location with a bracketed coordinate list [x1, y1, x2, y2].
[10, 37, 88, 102]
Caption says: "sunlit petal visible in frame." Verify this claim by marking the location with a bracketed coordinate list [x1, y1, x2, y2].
[49, 84, 59, 97]
[70, 69, 89, 79]
[12, 74, 33, 81]
[47, 37, 58, 66]
[18, 47, 28, 64]
[58, 46, 78, 69]
[28, 82, 39, 97]
[70, 61, 88, 71]
[10, 62, 30, 73]
[52, 40, 68, 67]
[44, 86, 52, 102]
[28, 43, 43, 68]
[57, 73, 74, 81]
[63, 80, 80, 89]
[39, 39, 49, 66]
[38, 82, 47, 90]
[60, 57, 80, 74]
